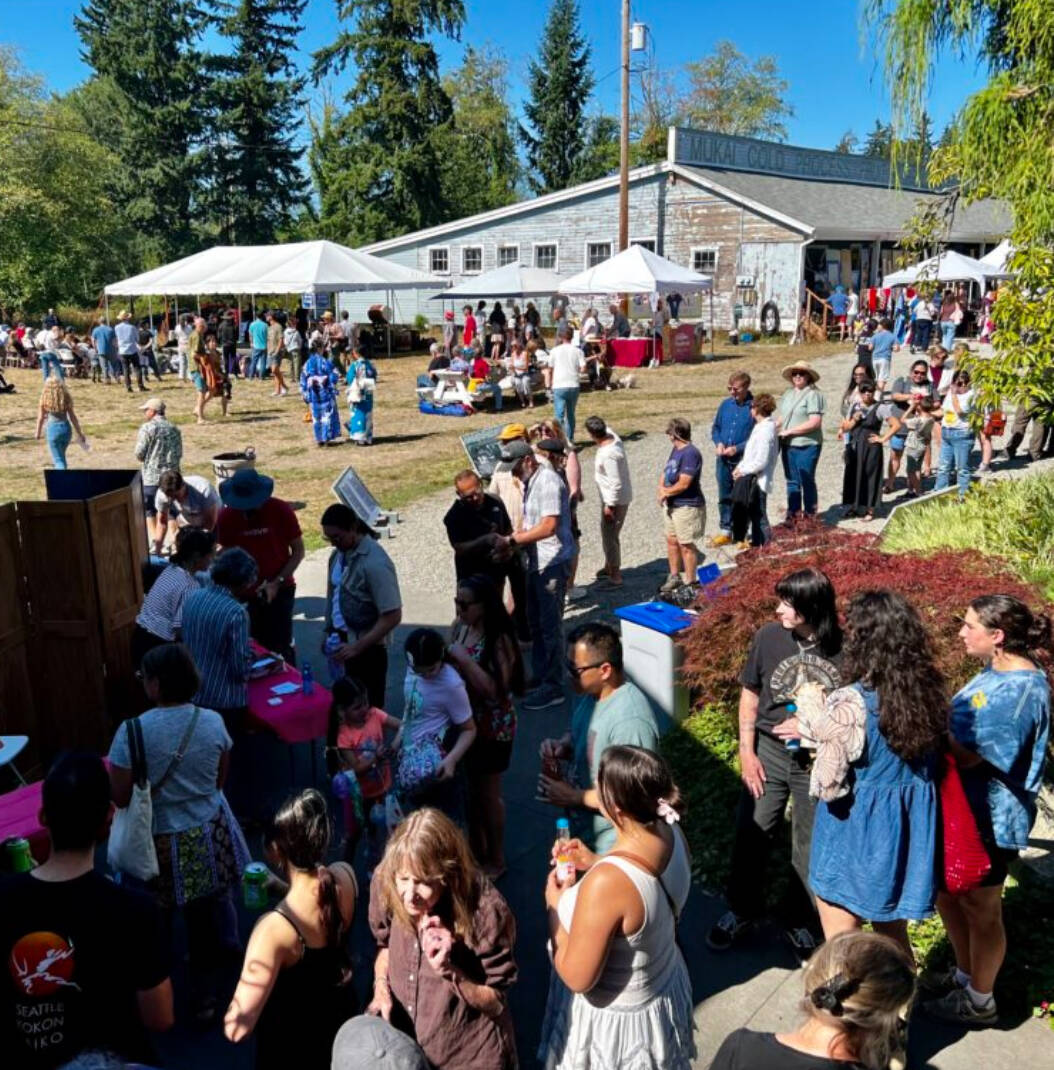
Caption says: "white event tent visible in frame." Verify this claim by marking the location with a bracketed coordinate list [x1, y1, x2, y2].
[979, 239, 1013, 275]
[882, 249, 1007, 289]
[429, 262, 565, 301]
[558, 243, 712, 296]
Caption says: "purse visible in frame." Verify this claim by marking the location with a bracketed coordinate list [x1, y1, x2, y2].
[395, 679, 446, 796]
[983, 411, 1006, 437]
[107, 708, 202, 882]
[938, 750, 991, 894]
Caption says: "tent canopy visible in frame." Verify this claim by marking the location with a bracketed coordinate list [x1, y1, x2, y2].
[429, 262, 565, 300]
[979, 239, 1012, 275]
[881, 249, 1005, 289]
[104, 240, 443, 296]
[558, 245, 712, 296]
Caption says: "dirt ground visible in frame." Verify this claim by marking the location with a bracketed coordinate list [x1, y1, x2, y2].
[0, 340, 846, 549]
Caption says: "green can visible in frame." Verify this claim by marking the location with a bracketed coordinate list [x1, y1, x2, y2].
[242, 862, 269, 910]
[4, 837, 34, 874]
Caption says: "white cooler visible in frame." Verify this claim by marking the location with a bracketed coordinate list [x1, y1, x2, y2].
[614, 601, 696, 725]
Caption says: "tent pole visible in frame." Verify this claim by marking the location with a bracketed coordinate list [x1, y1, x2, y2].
[104, 293, 110, 325]
[148, 296, 154, 331]
[197, 295, 201, 316]
[174, 296, 179, 329]
[387, 288, 392, 358]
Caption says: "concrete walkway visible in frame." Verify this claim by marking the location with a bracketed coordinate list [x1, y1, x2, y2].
[272, 345, 1052, 1068]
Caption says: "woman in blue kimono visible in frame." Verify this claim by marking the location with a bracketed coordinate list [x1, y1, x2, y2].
[346, 347, 378, 446]
[300, 347, 342, 446]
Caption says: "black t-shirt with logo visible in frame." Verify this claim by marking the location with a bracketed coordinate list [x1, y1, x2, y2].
[442, 493, 512, 581]
[0, 870, 169, 1069]
[739, 621, 843, 732]
[709, 1028, 865, 1070]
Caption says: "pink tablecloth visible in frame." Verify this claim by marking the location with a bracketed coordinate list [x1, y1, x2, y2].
[606, 337, 663, 368]
[246, 644, 330, 744]
[0, 781, 48, 862]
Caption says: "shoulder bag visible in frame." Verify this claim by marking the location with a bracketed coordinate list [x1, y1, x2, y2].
[395, 680, 446, 797]
[938, 750, 991, 894]
[107, 707, 202, 882]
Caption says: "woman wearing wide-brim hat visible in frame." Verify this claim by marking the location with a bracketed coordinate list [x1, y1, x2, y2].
[777, 362, 826, 522]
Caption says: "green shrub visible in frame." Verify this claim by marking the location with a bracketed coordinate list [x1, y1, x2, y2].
[413, 313, 430, 331]
[882, 473, 1054, 598]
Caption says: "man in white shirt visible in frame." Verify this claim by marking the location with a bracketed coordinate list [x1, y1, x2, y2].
[584, 416, 633, 587]
[173, 315, 193, 381]
[152, 469, 221, 554]
[545, 323, 587, 440]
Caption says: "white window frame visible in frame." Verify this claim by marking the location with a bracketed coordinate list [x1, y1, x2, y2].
[428, 245, 450, 275]
[631, 237, 657, 253]
[461, 245, 484, 274]
[585, 239, 614, 269]
[532, 241, 559, 271]
[690, 245, 719, 276]
[496, 243, 520, 267]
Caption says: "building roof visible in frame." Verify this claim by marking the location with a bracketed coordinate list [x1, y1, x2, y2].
[681, 166, 1011, 242]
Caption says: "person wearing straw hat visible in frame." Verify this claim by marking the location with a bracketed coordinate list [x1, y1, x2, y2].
[777, 362, 826, 522]
[215, 469, 304, 663]
[115, 309, 146, 392]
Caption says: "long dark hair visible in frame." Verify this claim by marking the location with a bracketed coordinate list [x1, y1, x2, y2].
[775, 568, 843, 656]
[971, 594, 1052, 658]
[457, 574, 526, 695]
[842, 590, 946, 761]
[843, 361, 875, 408]
[267, 789, 345, 948]
[597, 745, 684, 828]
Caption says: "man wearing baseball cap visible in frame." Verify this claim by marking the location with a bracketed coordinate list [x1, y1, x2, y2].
[134, 398, 182, 546]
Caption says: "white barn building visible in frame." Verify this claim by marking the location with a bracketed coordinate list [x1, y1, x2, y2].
[340, 127, 1010, 333]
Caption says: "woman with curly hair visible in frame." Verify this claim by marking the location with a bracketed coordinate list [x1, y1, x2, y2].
[35, 373, 86, 468]
[367, 808, 517, 1069]
[777, 589, 946, 956]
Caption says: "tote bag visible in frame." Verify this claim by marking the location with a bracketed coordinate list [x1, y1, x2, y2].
[939, 750, 991, 894]
[107, 718, 159, 881]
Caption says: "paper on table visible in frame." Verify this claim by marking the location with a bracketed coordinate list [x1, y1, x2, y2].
[270, 681, 300, 696]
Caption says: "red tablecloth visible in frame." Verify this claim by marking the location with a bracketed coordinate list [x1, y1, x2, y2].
[246, 644, 330, 744]
[606, 337, 663, 367]
[0, 781, 48, 862]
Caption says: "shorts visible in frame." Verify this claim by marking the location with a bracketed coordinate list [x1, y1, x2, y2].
[905, 450, 927, 475]
[835, 315, 847, 324]
[143, 483, 159, 518]
[191, 371, 206, 392]
[268, 352, 283, 370]
[465, 735, 513, 776]
[980, 844, 1019, 888]
[889, 433, 907, 452]
[662, 503, 706, 546]
[873, 357, 891, 382]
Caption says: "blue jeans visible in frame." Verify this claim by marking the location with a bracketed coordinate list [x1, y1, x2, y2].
[45, 417, 72, 468]
[715, 452, 740, 533]
[781, 442, 822, 516]
[941, 322, 957, 350]
[935, 427, 974, 500]
[552, 387, 580, 440]
[476, 382, 503, 411]
[39, 351, 64, 380]
[526, 559, 568, 697]
[249, 348, 267, 378]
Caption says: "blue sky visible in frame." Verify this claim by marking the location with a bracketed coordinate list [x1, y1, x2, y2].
[9, 0, 988, 150]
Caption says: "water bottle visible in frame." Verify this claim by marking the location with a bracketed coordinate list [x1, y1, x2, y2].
[555, 817, 573, 883]
[301, 661, 314, 696]
[783, 702, 801, 751]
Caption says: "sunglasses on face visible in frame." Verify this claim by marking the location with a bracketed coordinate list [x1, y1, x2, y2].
[565, 659, 607, 677]
[453, 597, 478, 609]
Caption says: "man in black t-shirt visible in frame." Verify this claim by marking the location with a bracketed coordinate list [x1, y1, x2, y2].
[0, 753, 173, 1069]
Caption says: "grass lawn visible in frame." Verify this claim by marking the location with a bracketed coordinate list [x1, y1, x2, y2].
[0, 339, 845, 549]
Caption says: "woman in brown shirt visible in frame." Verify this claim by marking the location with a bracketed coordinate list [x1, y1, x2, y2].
[368, 808, 518, 1068]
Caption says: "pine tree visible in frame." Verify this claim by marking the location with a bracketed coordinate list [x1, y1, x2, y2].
[207, 0, 309, 244]
[862, 119, 894, 158]
[311, 0, 465, 245]
[75, 0, 210, 262]
[520, 0, 595, 194]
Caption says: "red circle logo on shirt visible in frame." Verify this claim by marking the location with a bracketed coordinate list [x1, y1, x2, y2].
[9, 932, 80, 996]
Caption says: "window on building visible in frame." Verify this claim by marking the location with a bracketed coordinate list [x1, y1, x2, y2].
[534, 243, 557, 270]
[497, 245, 519, 267]
[587, 241, 612, 268]
[692, 248, 717, 274]
[633, 239, 656, 252]
[429, 247, 449, 274]
[462, 246, 483, 273]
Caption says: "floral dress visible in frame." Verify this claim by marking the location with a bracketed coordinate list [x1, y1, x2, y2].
[300, 354, 341, 443]
[453, 624, 516, 745]
[346, 358, 377, 444]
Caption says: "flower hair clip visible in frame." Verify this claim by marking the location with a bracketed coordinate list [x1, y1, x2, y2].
[656, 798, 680, 825]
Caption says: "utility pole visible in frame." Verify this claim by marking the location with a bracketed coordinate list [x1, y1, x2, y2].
[618, 0, 630, 253]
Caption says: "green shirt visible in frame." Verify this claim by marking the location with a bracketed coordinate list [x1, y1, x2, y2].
[570, 680, 660, 852]
[778, 385, 826, 447]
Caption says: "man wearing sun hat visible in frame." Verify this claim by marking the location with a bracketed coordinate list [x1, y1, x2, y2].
[777, 361, 826, 521]
[115, 310, 146, 392]
[216, 468, 304, 662]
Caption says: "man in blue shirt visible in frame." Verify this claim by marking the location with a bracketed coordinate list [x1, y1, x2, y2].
[90, 319, 119, 384]
[829, 286, 849, 341]
[870, 317, 897, 393]
[658, 417, 705, 592]
[114, 310, 146, 392]
[247, 310, 269, 380]
[710, 371, 754, 545]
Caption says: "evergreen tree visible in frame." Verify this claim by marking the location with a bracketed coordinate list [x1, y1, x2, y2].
[833, 129, 859, 154]
[520, 0, 595, 194]
[75, 0, 209, 262]
[311, 0, 464, 245]
[862, 118, 894, 158]
[572, 115, 621, 183]
[434, 46, 520, 219]
[207, 0, 309, 244]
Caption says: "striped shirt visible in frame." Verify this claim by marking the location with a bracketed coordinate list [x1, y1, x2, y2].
[522, 461, 572, 572]
[136, 564, 201, 639]
[181, 584, 252, 710]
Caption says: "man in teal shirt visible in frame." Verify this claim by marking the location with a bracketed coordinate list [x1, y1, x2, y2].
[538, 622, 660, 851]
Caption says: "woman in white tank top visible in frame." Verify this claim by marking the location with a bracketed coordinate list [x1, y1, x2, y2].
[538, 745, 696, 1069]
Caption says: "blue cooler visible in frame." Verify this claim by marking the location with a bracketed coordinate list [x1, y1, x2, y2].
[613, 601, 696, 725]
